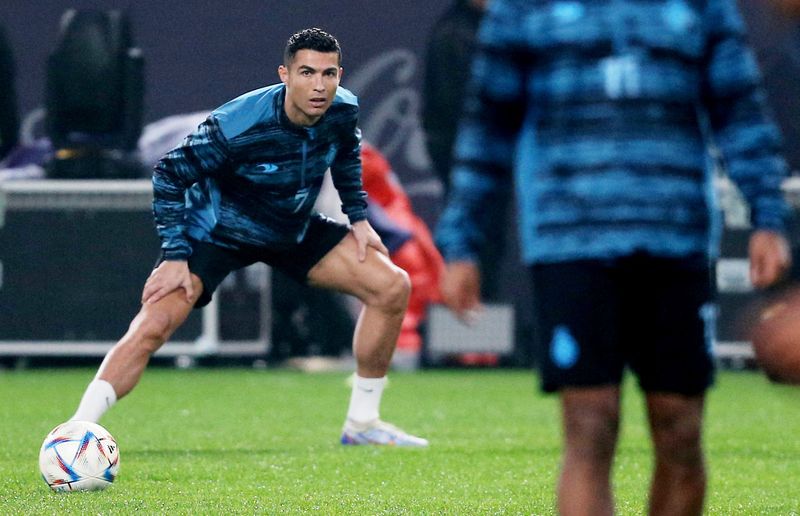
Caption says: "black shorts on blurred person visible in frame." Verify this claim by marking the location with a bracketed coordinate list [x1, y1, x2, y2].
[532, 253, 716, 395]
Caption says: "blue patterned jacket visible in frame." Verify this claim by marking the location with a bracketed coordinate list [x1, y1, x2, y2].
[435, 0, 789, 264]
[153, 84, 366, 260]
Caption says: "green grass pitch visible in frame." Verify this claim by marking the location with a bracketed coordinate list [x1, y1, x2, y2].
[1, 368, 799, 514]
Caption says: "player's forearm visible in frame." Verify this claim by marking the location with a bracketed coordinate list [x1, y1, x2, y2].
[703, 0, 790, 232]
[339, 189, 368, 223]
[154, 220, 191, 260]
[331, 160, 369, 223]
[709, 88, 788, 232]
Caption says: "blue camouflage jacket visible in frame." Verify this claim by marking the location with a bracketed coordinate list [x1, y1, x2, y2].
[435, 0, 789, 264]
[153, 83, 367, 260]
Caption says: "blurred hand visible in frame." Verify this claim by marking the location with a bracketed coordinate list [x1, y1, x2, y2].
[351, 220, 389, 262]
[441, 261, 482, 323]
[749, 230, 792, 289]
[142, 260, 195, 304]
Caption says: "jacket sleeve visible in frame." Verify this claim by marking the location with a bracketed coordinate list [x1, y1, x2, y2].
[152, 115, 229, 260]
[435, 0, 525, 262]
[702, 0, 789, 232]
[330, 114, 368, 224]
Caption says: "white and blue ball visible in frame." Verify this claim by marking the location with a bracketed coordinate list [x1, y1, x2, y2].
[39, 420, 120, 492]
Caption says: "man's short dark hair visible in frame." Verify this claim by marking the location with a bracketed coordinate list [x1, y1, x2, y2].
[284, 28, 341, 66]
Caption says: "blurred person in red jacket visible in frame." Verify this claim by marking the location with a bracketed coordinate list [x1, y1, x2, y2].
[361, 143, 445, 369]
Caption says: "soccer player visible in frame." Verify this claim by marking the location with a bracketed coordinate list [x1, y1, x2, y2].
[69, 28, 427, 447]
[436, 0, 791, 513]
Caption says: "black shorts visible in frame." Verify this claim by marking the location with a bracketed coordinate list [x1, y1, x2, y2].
[531, 253, 716, 396]
[156, 213, 349, 308]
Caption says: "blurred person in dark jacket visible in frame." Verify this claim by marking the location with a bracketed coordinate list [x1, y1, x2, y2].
[422, 0, 487, 193]
[739, 0, 800, 173]
[436, 1, 792, 514]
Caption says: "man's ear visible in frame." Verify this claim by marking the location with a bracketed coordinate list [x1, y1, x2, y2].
[278, 64, 288, 84]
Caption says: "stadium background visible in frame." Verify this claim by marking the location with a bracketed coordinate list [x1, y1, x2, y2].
[2, 3, 800, 513]
[0, 1, 798, 365]
[0, 0, 537, 364]
[3, 0, 445, 207]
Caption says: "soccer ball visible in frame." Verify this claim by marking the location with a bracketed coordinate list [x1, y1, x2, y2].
[39, 420, 120, 492]
[750, 285, 800, 384]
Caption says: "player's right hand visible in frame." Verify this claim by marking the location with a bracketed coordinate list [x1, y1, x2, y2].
[441, 261, 482, 324]
[749, 229, 791, 289]
[351, 220, 389, 262]
[141, 260, 195, 305]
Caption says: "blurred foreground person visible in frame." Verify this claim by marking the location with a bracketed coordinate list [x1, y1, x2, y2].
[68, 28, 427, 447]
[436, 0, 791, 513]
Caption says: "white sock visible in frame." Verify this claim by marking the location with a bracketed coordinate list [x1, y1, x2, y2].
[346, 375, 387, 423]
[71, 379, 117, 423]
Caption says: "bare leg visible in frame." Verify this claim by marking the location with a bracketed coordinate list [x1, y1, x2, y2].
[297, 233, 427, 445]
[96, 274, 202, 398]
[308, 233, 410, 378]
[349, 301, 405, 377]
[558, 386, 620, 516]
[646, 393, 706, 516]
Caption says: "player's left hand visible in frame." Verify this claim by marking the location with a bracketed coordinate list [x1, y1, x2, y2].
[351, 220, 389, 262]
[749, 229, 792, 289]
[441, 260, 482, 323]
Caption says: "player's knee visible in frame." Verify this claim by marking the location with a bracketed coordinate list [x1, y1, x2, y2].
[564, 406, 620, 462]
[373, 267, 410, 314]
[652, 416, 704, 468]
[130, 311, 174, 354]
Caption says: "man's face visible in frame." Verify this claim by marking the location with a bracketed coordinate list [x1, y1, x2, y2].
[278, 49, 341, 126]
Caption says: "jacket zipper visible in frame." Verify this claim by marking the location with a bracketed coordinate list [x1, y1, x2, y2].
[300, 139, 307, 188]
